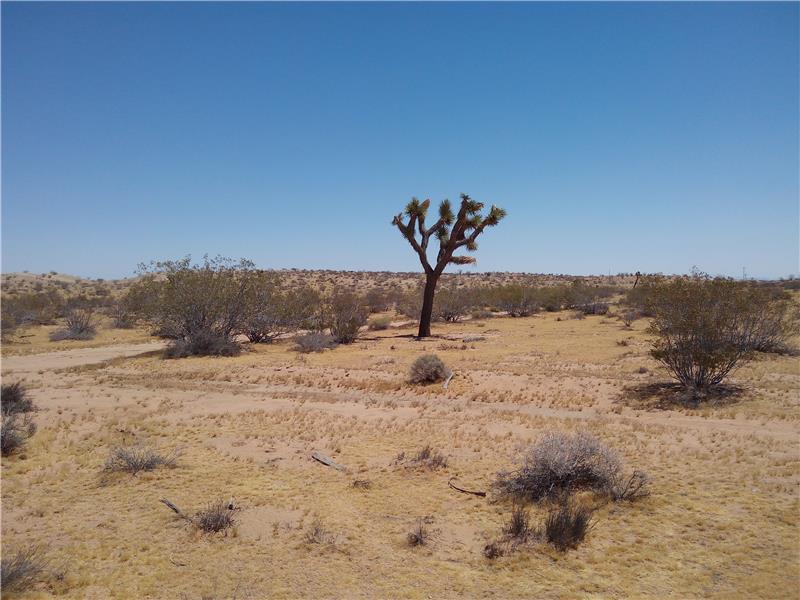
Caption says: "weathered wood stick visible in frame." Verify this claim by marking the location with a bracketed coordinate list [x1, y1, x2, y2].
[311, 451, 347, 472]
[160, 498, 192, 522]
[448, 477, 486, 497]
[443, 372, 454, 390]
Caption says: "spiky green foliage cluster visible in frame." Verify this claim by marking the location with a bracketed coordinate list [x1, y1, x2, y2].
[392, 194, 506, 272]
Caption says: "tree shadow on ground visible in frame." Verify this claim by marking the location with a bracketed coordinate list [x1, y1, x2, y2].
[618, 381, 745, 411]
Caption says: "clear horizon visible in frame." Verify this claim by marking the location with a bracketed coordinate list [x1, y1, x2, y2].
[2, 2, 798, 280]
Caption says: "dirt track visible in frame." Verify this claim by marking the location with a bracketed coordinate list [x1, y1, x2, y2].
[0, 341, 165, 374]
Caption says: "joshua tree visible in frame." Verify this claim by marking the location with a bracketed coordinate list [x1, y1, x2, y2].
[392, 194, 506, 337]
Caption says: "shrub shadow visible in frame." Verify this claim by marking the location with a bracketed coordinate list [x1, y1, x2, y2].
[619, 381, 745, 410]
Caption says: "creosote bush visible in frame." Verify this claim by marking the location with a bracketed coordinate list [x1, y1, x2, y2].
[133, 256, 255, 358]
[544, 500, 593, 551]
[489, 285, 540, 317]
[409, 354, 451, 384]
[1, 546, 47, 593]
[328, 292, 369, 344]
[294, 333, 337, 353]
[364, 289, 391, 313]
[164, 333, 241, 358]
[1, 289, 65, 338]
[242, 274, 319, 343]
[494, 431, 621, 502]
[2, 382, 35, 416]
[433, 285, 476, 322]
[104, 444, 180, 475]
[647, 275, 800, 396]
[575, 301, 609, 316]
[109, 294, 137, 328]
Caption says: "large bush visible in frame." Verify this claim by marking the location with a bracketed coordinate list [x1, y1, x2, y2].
[396, 284, 474, 323]
[433, 285, 475, 322]
[489, 285, 540, 317]
[564, 281, 618, 315]
[647, 276, 799, 395]
[241, 274, 320, 343]
[745, 286, 800, 354]
[364, 288, 391, 313]
[396, 289, 423, 320]
[328, 292, 369, 344]
[108, 291, 139, 329]
[622, 275, 665, 317]
[134, 256, 256, 357]
[1, 289, 65, 337]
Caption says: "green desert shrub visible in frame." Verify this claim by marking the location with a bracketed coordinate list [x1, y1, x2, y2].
[1, 289, 65, 333]
[163, 332, 241, 358]
[329, 292, 369, 344]
[489, 285, 540, 317]
[647, 276, 799, 396]
[432, 285, 476, 323]
[134, 256, 256, 357]
[241, 274, 320, 343]
[364, 288, 391, 313]
[622, 274, 665, 316]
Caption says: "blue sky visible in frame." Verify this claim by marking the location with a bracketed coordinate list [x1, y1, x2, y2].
[2, 2, 798, 279]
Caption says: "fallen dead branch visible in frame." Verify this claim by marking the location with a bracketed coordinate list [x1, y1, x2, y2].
[448, 477, 486, 497]
[443, 372, 454, 389]
[160, 498, 192, 522]
[311, 451, 347, 472]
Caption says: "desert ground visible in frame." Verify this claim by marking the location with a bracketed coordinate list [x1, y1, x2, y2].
[1, 292, 798, 600]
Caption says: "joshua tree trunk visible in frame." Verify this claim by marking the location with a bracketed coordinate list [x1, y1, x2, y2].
[392, 194, 506, 339]
[418, 272, 440, 338]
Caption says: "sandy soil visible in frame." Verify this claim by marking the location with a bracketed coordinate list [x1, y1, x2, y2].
[1, 312, 798, 599]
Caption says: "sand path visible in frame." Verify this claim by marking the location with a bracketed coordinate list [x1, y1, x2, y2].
[0, 341, 165, 374]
